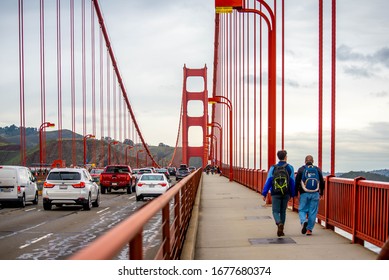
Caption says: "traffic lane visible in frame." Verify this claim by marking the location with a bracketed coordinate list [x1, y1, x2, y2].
[0, 191, 141, 259]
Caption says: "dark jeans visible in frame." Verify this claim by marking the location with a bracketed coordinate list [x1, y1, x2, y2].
[271, 194, 290, 225]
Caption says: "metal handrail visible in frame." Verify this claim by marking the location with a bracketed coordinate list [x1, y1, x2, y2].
[69, 169, 202, 260]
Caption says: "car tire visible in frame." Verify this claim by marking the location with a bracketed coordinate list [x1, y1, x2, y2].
[32, 192, 39, 205]
[136, 194, 142, 201]
[19, 195, 26, 208]
[43, 202, 52, 210]
[92, 191, 100, 207]
[83, 194, 92, 211]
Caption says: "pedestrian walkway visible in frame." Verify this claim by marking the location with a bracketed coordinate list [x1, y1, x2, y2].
[182, 173, 378, 260]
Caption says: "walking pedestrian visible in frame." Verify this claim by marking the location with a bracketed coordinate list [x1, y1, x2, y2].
[295, 155, 325, 236]
[261, 150, 296, 237]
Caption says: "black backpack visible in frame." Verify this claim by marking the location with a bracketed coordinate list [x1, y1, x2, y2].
[272, 163, 290, 196]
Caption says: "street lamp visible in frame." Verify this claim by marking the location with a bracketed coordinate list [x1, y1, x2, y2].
[125, 145, 134, 165]
[208, 96, 233, 181]
[206, 134, 218, 167]
[39, 122, 55, 169]
[136, 149, 144, 168]
[108, 140, 119, 165]
[207, 122, 222, 167]
[83, 134, 95, 166]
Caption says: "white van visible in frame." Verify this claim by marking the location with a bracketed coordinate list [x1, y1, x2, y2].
[0, 165, 38, 207]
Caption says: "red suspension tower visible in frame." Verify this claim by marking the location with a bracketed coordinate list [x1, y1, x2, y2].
[182, 65, 208, 168]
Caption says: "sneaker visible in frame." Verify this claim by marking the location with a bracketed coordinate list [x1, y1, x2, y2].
[306, 230, 312, 236]
[277, 223, 284, 237]
[301, 221, 308, 234]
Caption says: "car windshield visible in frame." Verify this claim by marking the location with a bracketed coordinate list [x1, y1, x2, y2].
[105, 166, 130, 173]
[48, 171, 81, 180]
[139, 169, 151, 174]
[140, 174, 164, 181]
[90, 169, 103, 175]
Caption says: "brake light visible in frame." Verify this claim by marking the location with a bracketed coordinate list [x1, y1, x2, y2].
[72, 182, 86, 188]
[99, 174, 103, 182]
[137, 182, 144, 187]
[159, 183, 167, 187]
[43, 182, 55, 188]
[17, 186, 22, 193]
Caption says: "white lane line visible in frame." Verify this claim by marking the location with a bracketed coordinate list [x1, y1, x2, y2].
[97, 207, 110, 214]
[128, 195, 135, 200]
[19, 233, 53, 249]
[25, 208, 36, 212]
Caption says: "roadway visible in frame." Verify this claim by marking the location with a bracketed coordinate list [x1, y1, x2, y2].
[0, 180, 176, 260]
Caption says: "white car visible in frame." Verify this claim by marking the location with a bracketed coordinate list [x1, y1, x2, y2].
[0, 165, 38, 207]
[42, 168, 100, 210]
[135, 173, 170, 201]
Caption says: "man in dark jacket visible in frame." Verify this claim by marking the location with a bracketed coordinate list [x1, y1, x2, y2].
[295, 155, 325, 235]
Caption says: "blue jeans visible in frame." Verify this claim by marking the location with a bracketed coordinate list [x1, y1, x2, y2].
[271, 194, 290, 225]
[298, 192, 320, 231]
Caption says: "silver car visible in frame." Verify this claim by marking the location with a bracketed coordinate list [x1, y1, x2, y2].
[42, 168, 100, 210]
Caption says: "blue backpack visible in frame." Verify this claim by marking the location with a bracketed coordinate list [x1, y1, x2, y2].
[301, 165, 320, 192]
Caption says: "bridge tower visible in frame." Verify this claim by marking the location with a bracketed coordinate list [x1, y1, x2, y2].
[182, 65, 208, 168]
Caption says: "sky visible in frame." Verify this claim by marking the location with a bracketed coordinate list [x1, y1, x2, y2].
[0, 0, 388, 172]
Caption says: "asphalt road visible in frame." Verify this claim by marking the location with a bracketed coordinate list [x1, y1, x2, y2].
[0, 185, 174, 260]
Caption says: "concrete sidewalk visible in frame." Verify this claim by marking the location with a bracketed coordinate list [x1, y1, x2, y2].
[182, 173, 378, 260]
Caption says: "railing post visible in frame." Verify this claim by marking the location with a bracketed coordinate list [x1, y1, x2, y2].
[129, 231, 143, 260]
[325, 175, 335, 230]
[162, 205, 171, 259]
[352, 176, 365, 245]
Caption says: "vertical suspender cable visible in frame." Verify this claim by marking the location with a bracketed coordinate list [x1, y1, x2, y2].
[57, 0, 62, 161]
[253, 0, 257, 169]
[100, 29, 104, 165]
[318, 0, 323, 169]
[82, 0, 86, 138]
[281, 0, 285, 149]
[18, 0, 26, 166]
[331, 0, 336, 175]
[40, 0, 47, 164]
[91, 0, 96, 163]
[70, 0, 76, 166]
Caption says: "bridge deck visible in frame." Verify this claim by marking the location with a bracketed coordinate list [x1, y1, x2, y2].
[182, 173, 378, 260]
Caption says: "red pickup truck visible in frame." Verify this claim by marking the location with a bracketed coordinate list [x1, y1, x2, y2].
[99, 165, 135, 194]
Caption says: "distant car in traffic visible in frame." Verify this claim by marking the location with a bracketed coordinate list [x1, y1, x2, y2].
[135, 173, 170, 201]
[156, 168, 170, 180]
[188, 166, 196, 173]
[42, 167, 100, 210]
[167, 167, 176, 176]
[90, 168, 104, 183]
[176, 165, 190, 181]
[0, 165, 38, 207]
[135, 168, 154, 182]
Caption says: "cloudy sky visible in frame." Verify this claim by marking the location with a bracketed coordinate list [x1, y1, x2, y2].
[0, 0, 388, 172]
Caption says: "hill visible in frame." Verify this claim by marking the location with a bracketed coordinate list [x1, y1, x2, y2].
[338, 171, 389, 182]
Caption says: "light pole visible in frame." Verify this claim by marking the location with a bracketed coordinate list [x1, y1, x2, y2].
[207, 122, 222, 167]
[136, 149, 144, 168]
[83, 134, 95, 166]
[125, 145, 134, 165]
[108, 140, 119, 165]
[206, 134, 218, 167]
[209, 96, 233, 181]
[39, 122, 55, 169]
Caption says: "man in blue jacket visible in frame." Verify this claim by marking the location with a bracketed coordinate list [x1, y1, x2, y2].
[261, 150, 296, 237]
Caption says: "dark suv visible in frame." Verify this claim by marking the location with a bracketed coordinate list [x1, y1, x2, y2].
[176, 164, 190, 181]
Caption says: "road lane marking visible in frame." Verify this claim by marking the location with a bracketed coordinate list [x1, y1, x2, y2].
[25, 208, 36, 212]
[0, 222, 47, 240]
[19, 233, 53, 249]
[97, 207, 110, 214]
[128, 195, 135, 200]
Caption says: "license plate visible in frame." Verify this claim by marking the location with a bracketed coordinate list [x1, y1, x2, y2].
[0, 188, 12, 192]
[147, 184, 155, 188]
[112, 183, 117, 186]
[59, 185, 68, 190]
